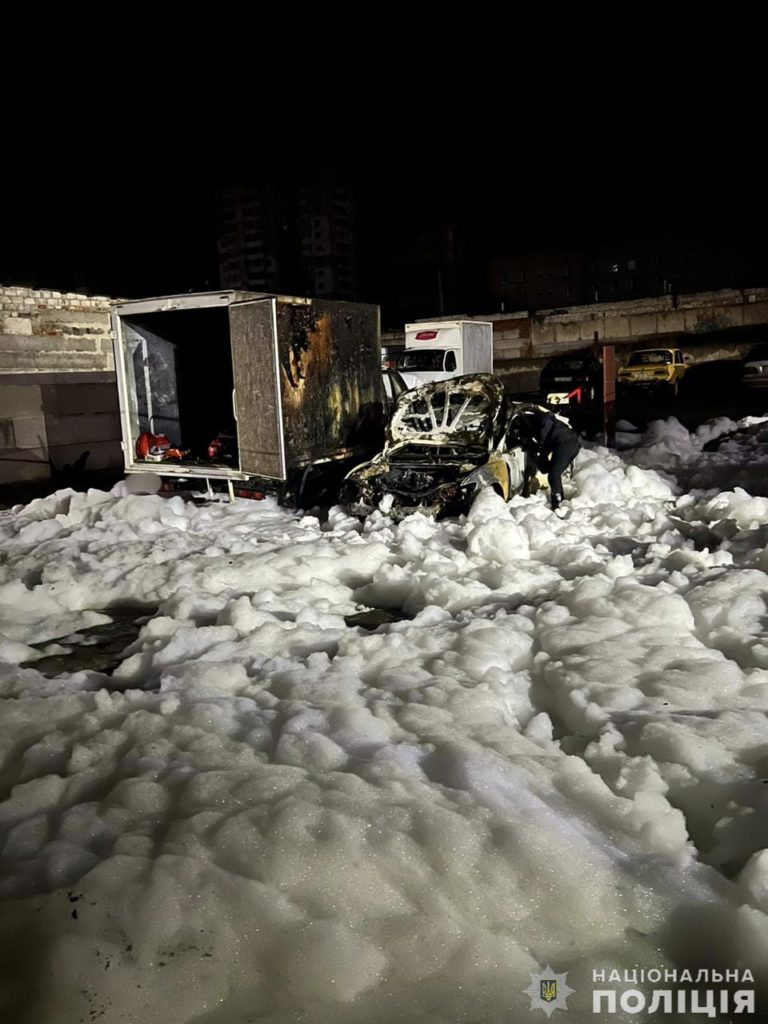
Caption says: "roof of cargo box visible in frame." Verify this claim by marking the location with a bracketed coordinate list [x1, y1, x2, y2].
[112, 290, 262, 316]
[112, 290, 307, 314]
[112, 291, 373, 317]
[405, 320, 493, 330]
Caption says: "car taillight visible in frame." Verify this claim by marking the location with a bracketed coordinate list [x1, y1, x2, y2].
[567, 387, 582, 403]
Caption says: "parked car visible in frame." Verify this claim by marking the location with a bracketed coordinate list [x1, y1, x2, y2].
[617, 347, 690, 397]
[741, 344, 768, 389]
[342, 374, 528, 519]
[539, 352, 602, 409]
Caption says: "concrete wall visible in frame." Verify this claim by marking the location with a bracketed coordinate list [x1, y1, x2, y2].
[0, 286, 121, 486]
[405, 287, 768, 392]
[0, 286, 114, 373]
[529, 288, 768, 349]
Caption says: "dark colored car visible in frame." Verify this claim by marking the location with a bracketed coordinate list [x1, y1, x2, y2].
[539, 353, 602, 409]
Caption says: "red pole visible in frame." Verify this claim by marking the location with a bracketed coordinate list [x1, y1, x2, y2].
[602, 341, 616, 447]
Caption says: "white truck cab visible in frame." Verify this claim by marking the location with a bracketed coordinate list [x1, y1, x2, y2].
[397, 320, 493, 389]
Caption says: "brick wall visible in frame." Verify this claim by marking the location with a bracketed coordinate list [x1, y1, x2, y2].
[0, 286, 114, 374]
[0, 286, 121, 487]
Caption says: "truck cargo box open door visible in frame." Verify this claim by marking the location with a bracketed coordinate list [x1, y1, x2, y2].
[229, 298, 286, 480]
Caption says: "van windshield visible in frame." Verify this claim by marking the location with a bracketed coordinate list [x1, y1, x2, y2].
[399, 349, 447, 371]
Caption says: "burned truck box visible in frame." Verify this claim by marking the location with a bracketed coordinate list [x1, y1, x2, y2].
[112, 291, 383, 495]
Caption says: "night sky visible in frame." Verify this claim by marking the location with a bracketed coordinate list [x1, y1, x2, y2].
[3, 18, 766, 303]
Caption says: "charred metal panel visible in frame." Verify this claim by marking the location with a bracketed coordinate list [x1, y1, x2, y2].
[229, 299, 285, 479]
[389, 374, 502, 445]
[276, 299, 383, 467]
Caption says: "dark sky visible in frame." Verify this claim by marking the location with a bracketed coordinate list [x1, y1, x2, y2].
[2, 17, 766, 298]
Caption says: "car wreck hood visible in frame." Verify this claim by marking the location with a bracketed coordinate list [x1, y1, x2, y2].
[388, 373, 503, 446]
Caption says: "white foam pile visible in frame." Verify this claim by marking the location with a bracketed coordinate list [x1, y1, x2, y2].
[2, 415, 768, 1022]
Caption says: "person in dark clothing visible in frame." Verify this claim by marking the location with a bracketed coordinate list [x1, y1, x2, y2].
[508, 406, 581, 511]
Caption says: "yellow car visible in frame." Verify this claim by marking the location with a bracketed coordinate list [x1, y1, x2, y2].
[618, 347, 689, 398]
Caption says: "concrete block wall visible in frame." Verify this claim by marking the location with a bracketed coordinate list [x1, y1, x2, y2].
[0, 286, 121, 487]
[0, 286, 114, 374]
[528, 287, 768, 349]
[489, 314, 531, 363]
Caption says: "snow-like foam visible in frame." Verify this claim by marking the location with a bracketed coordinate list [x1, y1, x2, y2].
[2, 420, 768, 1019]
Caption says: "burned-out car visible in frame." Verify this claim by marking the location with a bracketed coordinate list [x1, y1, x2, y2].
[342, 374, 528, 518]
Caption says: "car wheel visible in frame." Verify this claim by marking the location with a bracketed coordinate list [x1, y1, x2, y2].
[669, 380, 679, 399]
